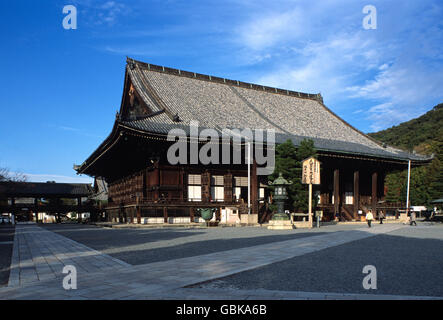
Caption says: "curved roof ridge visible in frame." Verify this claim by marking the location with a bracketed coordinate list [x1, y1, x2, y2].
[126, 57, 323, 103]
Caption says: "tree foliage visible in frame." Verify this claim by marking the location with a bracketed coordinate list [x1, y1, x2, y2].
[368, 103, 443, 153]
[369, 103, 443, 205]
[269, 139, 317, 212]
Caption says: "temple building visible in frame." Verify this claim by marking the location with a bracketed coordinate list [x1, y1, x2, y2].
[75, 58, 429, 224]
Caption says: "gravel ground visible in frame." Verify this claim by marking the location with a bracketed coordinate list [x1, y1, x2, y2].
[41, 223, 364, 266]
[0, 224, 15, 287]
[196, 224, 443, 297]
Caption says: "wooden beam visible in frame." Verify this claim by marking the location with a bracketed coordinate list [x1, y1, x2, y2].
[163, 206, 168, 223]
[251, 160, 258, 215]
[154, 165, 160, 201]
[224, 173, 233, 202]
[136, 197, 141, 224]
[119, 205, 123, 223]
[179, 168, 184, 201]
[215, 207, 221, 221]
[372, 171, 378, 215]
[202, 171, 211, 203]
[334, 169, 340, 215]
[33, 198, 37, 223]
[353, 170, 359, 219]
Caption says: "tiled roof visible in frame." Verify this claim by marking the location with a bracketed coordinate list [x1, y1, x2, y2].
[122, 58, 429, 162]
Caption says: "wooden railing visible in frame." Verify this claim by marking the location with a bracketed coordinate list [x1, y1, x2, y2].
[107, 197, 244, 209]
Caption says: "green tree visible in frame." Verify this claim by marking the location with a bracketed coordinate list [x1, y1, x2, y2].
[292, 139, 318, 212]
[429, 141, 443, 201]
[269, 139, 317, 212]
[385, 171, 403, 203]
[370, 103, 443, 207]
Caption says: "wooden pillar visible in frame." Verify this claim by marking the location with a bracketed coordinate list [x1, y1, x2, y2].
[179, 168, 184, 201]
[372, 171, 378, 216]
[153, 165, 160, 201]
[119, 204, 123, 223]
[215, 207, 221, 221]
[163, 207, 168, 223]
[77, 197, 82, 223]
[201, 171, 211, 203]
[142, 170, 147, 199]
[333, 169, 340, 215]
[251, 160, 258, 215]
[136, 197, 141, 224]
[33, 198, 37, 222]
[353, 170, 360, 219]
[190, 207, 195, 223]
[224, 173, 233, 202]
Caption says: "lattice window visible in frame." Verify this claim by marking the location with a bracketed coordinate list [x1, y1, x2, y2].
[188, 174, 202, 201]
[211, 175, 224, 201]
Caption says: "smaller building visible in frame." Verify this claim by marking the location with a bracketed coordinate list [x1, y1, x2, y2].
[0, 181, 93, 222]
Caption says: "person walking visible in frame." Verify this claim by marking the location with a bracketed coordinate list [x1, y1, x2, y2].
[366, 210, 374, 228]
[379, 210, 385, 224]
[410, 210, 417, 226]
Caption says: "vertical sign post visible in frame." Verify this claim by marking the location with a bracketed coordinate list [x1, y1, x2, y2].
[302, 157, 321, 227]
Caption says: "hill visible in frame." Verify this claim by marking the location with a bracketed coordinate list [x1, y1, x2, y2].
[368, 103, 443, 155]
[367, 103, 443, 205]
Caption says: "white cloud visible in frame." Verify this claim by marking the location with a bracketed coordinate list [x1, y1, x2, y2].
[254, 32, 379, 97]
[72, 0, 129, 26]
[230, 0, 443, 131]
[236, 9, 306, 51]
[347, 62, 443, 131]
[365, 102, 407, 132]
[97, 1, 126, 25]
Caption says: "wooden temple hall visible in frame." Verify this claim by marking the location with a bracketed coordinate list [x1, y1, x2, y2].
[0, 181, 93, 222]
[75, 58, 430, 224]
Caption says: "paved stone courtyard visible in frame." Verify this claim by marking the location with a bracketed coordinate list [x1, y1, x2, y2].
[40, 223, 368, 265]
[0, 222, 442, 300]
[0, 224, 15, 286]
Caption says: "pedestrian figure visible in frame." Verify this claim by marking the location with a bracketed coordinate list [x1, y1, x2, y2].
[366, 210, 374, 228]
[379, 210, 385, 224]
[410, 210, 417, 226]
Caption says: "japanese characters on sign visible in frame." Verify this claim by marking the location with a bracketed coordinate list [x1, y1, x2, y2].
[302, 157, 321, 185]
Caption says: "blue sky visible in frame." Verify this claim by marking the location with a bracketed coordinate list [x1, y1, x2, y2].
[0, 0, 442, 183]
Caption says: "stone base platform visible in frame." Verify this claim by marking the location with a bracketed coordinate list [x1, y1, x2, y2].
[294, 221, 313, 229]
[267, 219, 294, 230]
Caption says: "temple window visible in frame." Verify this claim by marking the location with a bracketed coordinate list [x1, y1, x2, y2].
[211, 175, 224, 202]
[187, 174, 202, 202]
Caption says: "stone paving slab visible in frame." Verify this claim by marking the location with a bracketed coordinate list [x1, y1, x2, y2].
[7, 224, 130, 288]
[1, 223, 441, 300]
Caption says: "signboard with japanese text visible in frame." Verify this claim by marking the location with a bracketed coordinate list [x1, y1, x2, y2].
[302, 157, 321, 185]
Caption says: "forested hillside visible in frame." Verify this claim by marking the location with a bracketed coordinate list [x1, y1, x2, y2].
[368, 103, 443, 154]
[368, 103, 443, 206]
